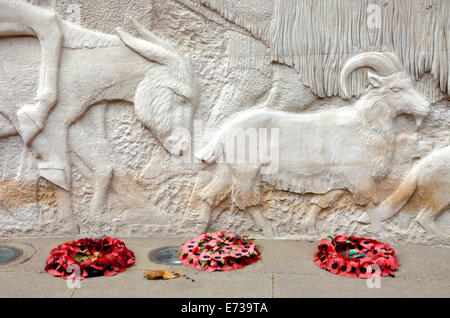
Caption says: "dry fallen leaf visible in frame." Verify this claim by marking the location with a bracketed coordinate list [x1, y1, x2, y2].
[144, 270, 180, 280]
[88, 251, 102, 262]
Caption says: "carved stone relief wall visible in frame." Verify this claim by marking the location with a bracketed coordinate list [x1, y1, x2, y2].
[0, 0, 448, 245]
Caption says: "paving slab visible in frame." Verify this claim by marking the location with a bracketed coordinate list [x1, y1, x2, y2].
[0, 237, 70, 273]
[0, 272, 74, 298]
[0, 237, 449, 298]
[251, 239, 319, 275]
[273, 272, 450, 298]
[390, 244, 450, 280]
[72, 270, 273, 298]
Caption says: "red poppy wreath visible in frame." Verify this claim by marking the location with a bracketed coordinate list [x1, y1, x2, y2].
[313, 234, 400, 278]
[178, 231, 260, 272]
[45, 237, 135, 279]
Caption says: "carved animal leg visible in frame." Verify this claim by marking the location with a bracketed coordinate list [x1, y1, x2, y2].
[416, 209, 444, 237]
[248, 206, 273, 237]
[369, 217, 390, 240]
[228, 164, 271, 235]
[395, 196, 418, 230]
[198, 167, 232, 232]
[0, 23, 35, 145]
[303, 204, 322, 234]
[0, 22, 34, 37]
[71, 149, 114, 226]
[54, 187, 79, 237]
[365, 202, 390, 240]
[411, 169, 450, 238]
[398, 210, 415, 230]
[178, 170, 221, 234]
[10, 8, 63, 144]
[198, 201, 214, 233]
[0, 115, 17, 138]
[305, 190, 345, 234]
[91, 169, 113, 217]
[20, 5, 63, 106]
[69, 105, 115, 218]
[415, 193, 449, 239]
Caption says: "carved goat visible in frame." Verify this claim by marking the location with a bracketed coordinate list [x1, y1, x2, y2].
[195, 52, 430, 236]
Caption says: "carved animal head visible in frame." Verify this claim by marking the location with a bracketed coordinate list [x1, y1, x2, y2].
[340, 52, 430, 126]
[117, 22, 198, 157]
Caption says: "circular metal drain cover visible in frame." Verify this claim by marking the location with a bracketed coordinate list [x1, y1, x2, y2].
[0, 246, 23, 265]
[148, 246, 181, 265]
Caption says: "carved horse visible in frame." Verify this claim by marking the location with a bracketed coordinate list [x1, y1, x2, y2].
[0, 12, 198, 233]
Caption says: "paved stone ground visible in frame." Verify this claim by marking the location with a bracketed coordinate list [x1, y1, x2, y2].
[0, 237, 449, 298]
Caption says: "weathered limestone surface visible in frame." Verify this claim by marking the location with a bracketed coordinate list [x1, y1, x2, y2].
[0, 0, 448, 245]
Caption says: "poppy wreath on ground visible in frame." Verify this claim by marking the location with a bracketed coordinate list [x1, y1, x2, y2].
[178, 231, 260, 272]
[45, 237, 135, 279]
[313, 234, 400, 278]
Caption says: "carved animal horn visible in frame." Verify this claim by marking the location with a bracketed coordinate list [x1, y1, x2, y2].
[340, 52, 399, 97]
[116, 27, 176, 65]
[382, 52, 404, 72]
[132, 20, 174, 52]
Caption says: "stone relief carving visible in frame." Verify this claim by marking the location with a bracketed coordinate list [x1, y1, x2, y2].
[361, 145, 450, 240]
[0, 0, 63, 145]
[0, 0, 448, 244]
[195, 52, 431, 236]
[1, 1, 198, 233]
[198, 0, 449, 100]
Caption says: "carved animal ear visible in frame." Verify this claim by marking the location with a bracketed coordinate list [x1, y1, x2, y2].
[132, 20, 174, 52]
[368, 72, 384, 88]
[116, 27, 175, 65]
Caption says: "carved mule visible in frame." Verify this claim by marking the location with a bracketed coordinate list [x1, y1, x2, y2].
[0, 5, 198, 233]
[195, 52, 430, 237]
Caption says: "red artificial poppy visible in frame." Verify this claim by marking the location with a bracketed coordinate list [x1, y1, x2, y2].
[333, 235, 349, 244]
[313, 249, 330, 269]
[318, 238, 333, 247]
[178, 231, 260, 272]
[358, 261, 378, 279]
[45, 237, 135, 279]
[326, 257, 345, 274]
[339, 260, 359, 278]
[313, 234, 400, 279]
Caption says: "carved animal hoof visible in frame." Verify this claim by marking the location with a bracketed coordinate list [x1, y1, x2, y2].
[17, 104, 43, 145]
[262, 226, 274, 238]
[39, 166, 70, 192]
[58, 221, 80, 237]
[357, 212, 371, 224]
[375, 228, 390, 242]
[196, 221, 210, 234]
[300, 217, 319, 236]
[303, 232, 320, 242]
[306, 225, 319, 236]
[443, 234, 450, 242]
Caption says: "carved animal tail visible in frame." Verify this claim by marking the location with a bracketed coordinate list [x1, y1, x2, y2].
[376, 162, 422, 222]
[195, 131, 224, 164]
